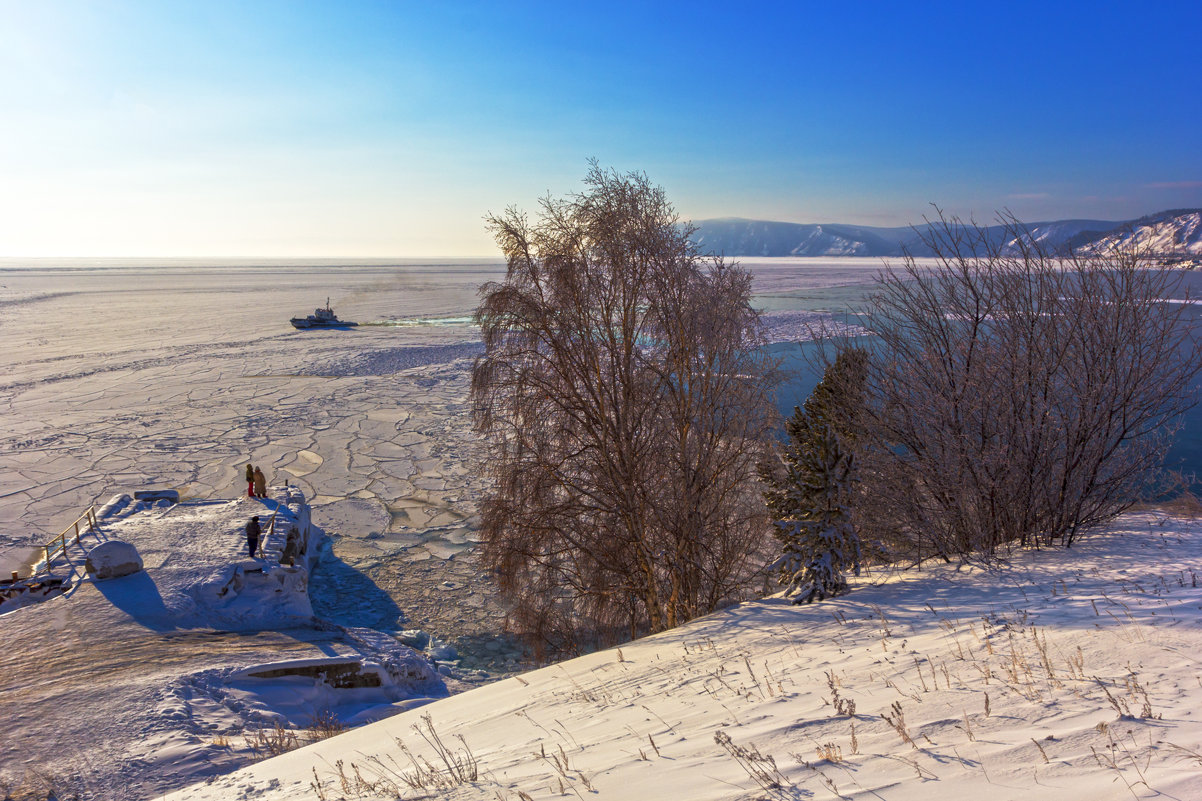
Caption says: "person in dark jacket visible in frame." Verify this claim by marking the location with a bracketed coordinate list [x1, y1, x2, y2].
[246, 464, 255, 497]
[246, 515, 261, 557]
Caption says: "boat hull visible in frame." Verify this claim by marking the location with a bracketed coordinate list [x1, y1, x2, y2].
[291, 318, 356, 329]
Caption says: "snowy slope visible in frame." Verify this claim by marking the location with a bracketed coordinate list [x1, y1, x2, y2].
[691, 212, 1202, 258]
[1080, 211, 1202, 257]
[1002, 219, 1130, 253]
[691, 218, 908, 257]
[160, 513, 1202, 801]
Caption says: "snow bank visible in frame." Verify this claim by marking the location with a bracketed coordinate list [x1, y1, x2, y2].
[0, 575, 68, 614]
[159, 513, 1202, 801]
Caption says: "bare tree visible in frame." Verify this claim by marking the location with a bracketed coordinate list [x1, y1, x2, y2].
[828, 211, 1199, 559]
[471, 165, 778, 655]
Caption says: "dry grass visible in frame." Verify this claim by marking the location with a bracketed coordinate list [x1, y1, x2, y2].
[245, 721, 299, 759]
[1132, 491, 1202, 518]
[826, 670, 856, 717]
[882, 701, 915, 748]
[0, 770, 92, 801]
[305, 709, 348, 743]
[714, 730, 790, 792]
[311, 713, 480, 798]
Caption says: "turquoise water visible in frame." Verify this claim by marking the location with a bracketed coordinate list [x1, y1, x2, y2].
[764, 276, 1202, 485]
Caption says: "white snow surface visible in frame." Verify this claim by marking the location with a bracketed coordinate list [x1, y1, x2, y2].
[1083, 211, 1202, 257]
[0, 487, 451, 798]
[6, 260, 1199, 799]
[160, 513, 1202, 801]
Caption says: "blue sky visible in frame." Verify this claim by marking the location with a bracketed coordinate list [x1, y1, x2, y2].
[1, 0, 1199, 257]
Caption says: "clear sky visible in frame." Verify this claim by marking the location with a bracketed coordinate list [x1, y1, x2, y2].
[2, 0, 1199, 257]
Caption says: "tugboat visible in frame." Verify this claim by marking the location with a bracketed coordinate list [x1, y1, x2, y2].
[290, 299, 357, 329]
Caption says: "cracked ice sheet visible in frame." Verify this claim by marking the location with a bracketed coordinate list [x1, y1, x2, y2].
[0, 263, 503, 639]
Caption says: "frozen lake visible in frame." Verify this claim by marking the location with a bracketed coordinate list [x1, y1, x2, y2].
[4, 256, 1197, 577]
[1, 255, 1197, 795]
[0, 257, 885, 637]
[4, 254, 1199, 573]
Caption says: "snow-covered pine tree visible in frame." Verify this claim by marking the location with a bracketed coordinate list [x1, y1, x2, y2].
[771, 421, 860, 602]
[761, 349, 866, 603]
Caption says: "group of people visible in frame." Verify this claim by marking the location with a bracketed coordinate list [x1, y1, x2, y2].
[244, 463, 268, 557]
[245, 464, 267, 498]
[242, 462, 303, 560]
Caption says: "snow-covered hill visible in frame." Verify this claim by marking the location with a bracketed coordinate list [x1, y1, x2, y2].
[1077, 210, 1202, 257]
[160, 513, 1202, 801]
[691, 218, 910, 257]
[692, 211, 1202, 258]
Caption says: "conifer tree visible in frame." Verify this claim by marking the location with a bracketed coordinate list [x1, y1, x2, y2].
[761, 349, 867, 602]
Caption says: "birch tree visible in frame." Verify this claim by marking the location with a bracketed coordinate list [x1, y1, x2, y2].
[471, 165, 778, 655]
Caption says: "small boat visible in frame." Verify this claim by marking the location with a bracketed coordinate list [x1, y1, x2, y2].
[290, 299, 357, 329]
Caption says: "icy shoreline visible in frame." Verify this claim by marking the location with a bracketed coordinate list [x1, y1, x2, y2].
[0, 485, 493, 798]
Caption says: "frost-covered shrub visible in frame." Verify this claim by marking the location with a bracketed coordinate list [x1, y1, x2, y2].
[831, 212, 1201, 556]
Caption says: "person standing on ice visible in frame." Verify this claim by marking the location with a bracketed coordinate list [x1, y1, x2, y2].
[253, 466, 267, 499]
[246, 515, 261, 557]
[245, 463, 255, 497]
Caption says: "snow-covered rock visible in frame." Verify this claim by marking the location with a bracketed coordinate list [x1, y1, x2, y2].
[426, 637, 458, 663]
[85, 540, 143, 580]
[97, 493, 133, 519]
[229, 651, 440, 693]
[396, 629, 431, 649]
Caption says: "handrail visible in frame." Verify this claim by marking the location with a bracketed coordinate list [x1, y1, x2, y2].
[36, 506, 97, 575]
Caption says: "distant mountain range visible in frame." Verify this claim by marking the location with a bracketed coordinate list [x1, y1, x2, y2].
[690, 209, 1202, 258]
